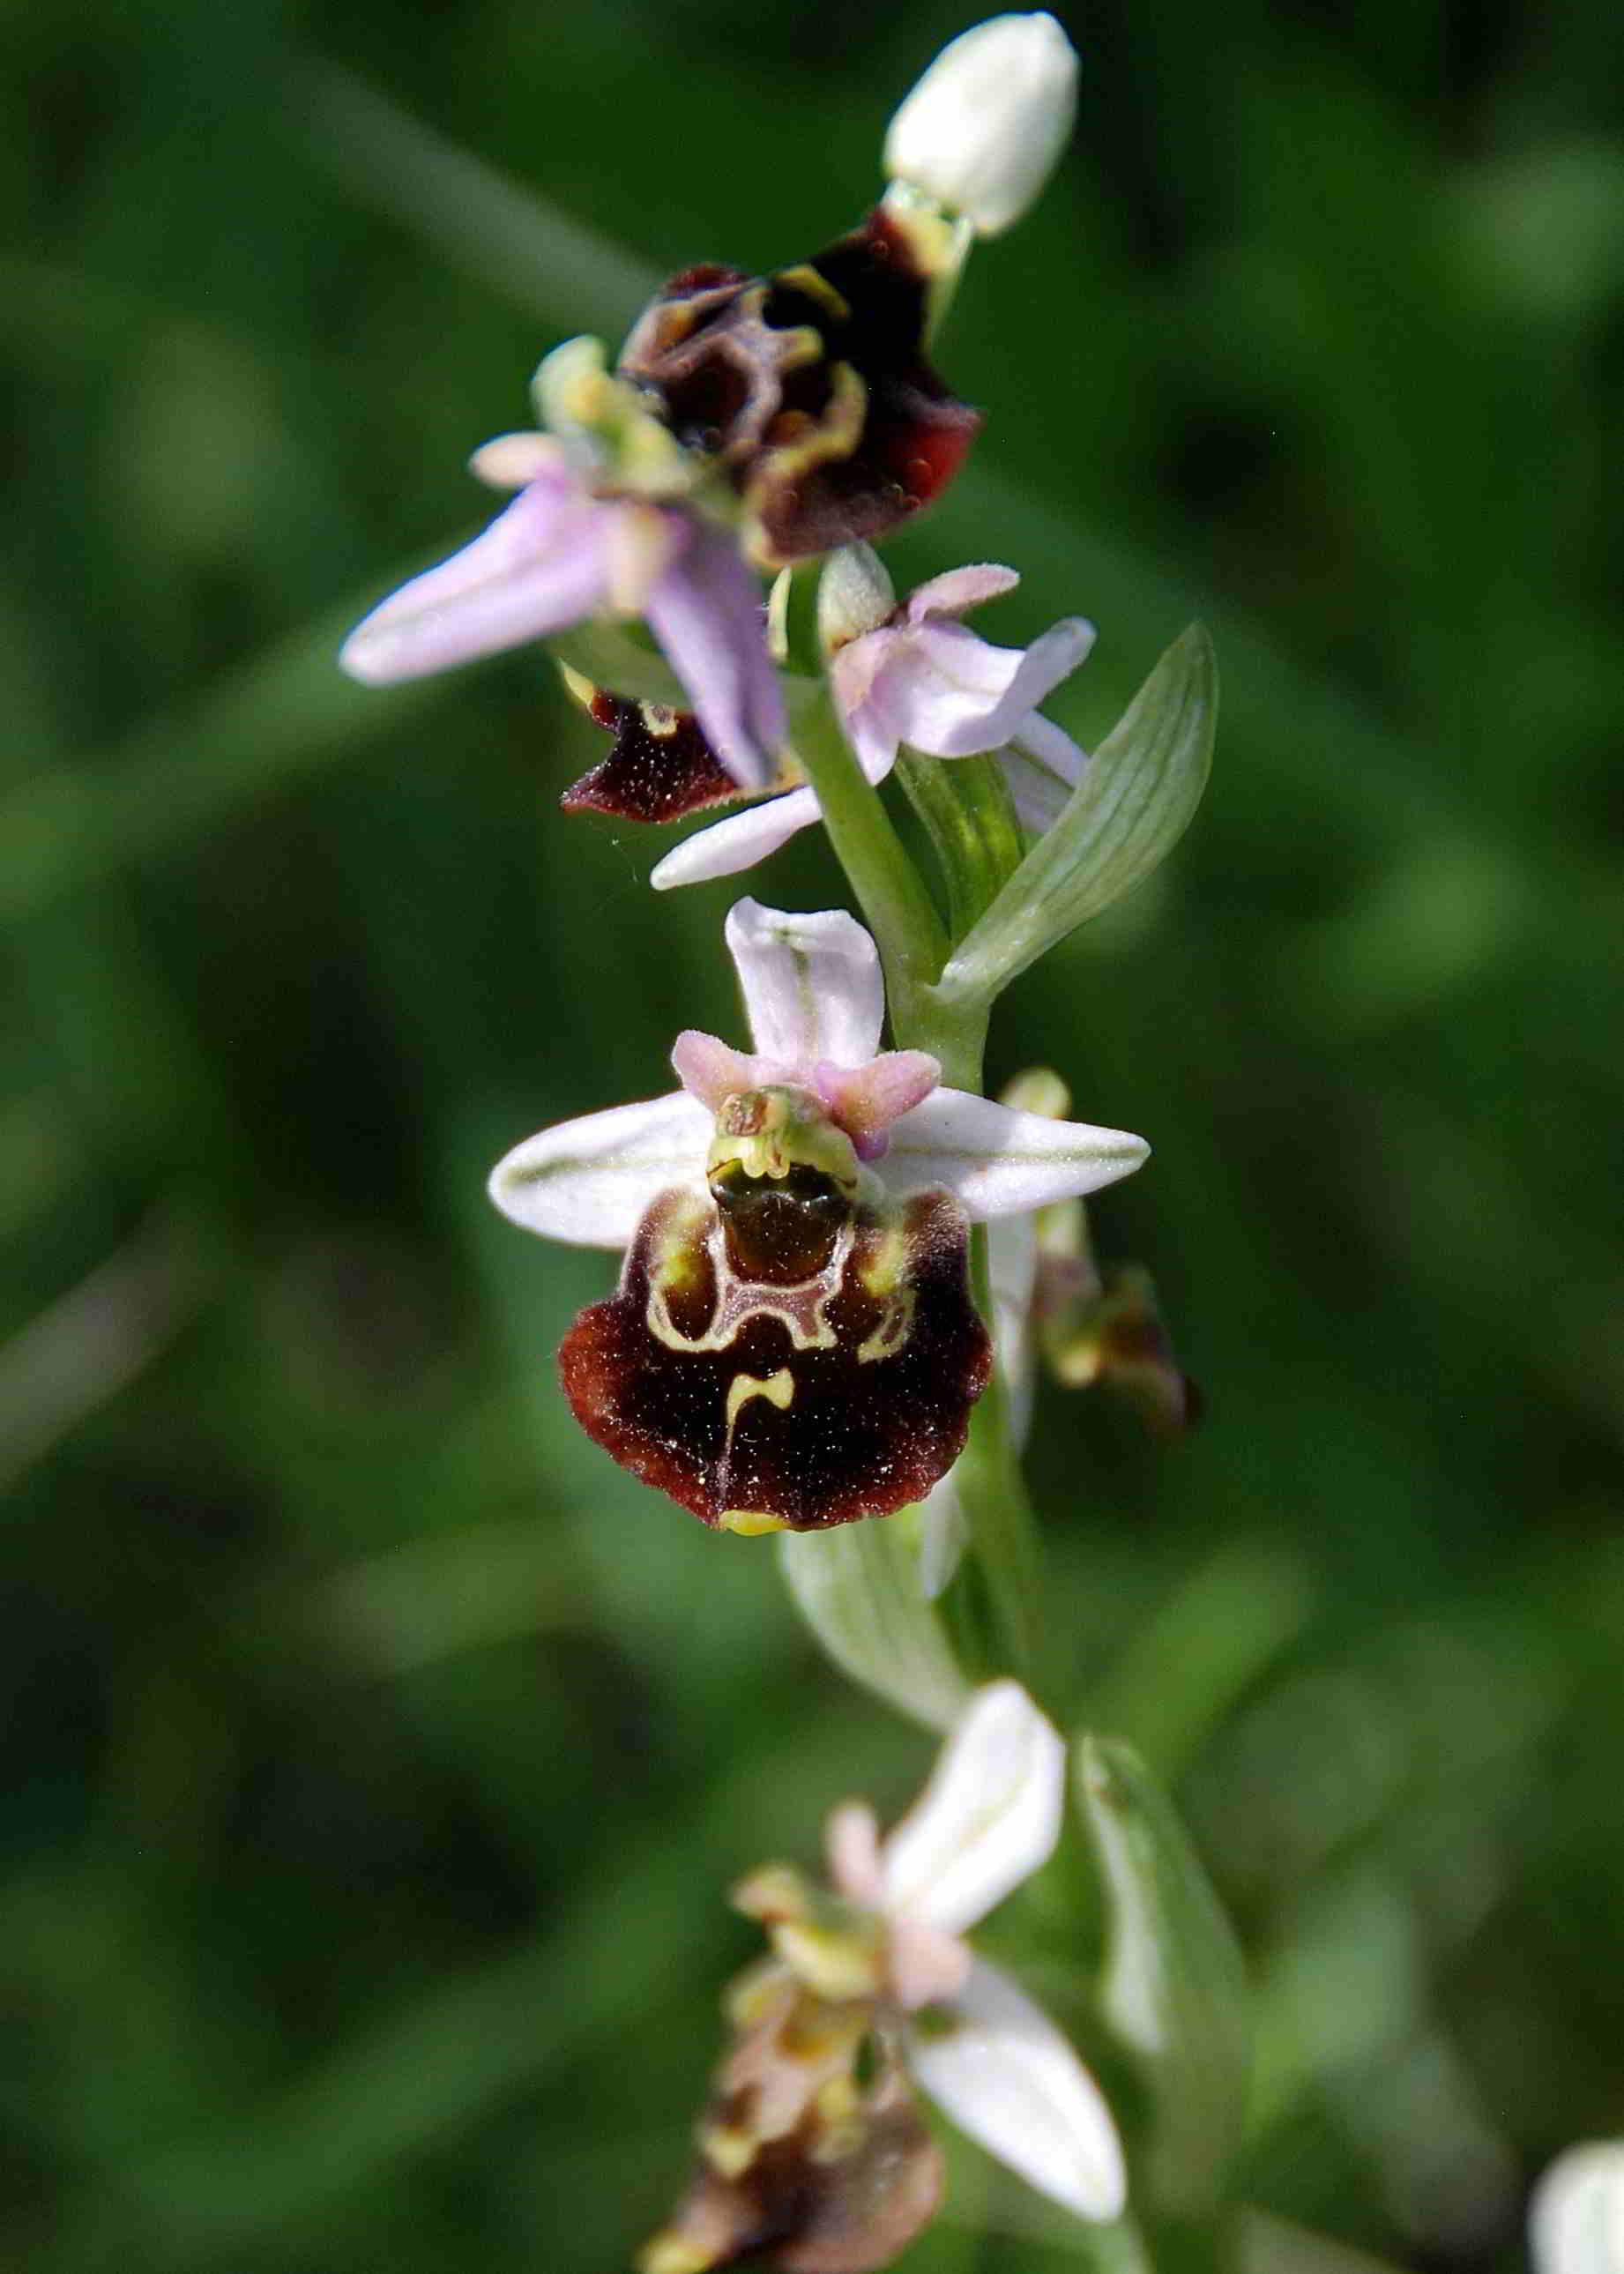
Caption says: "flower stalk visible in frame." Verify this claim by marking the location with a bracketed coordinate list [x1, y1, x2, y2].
[333, 19, 1245, 2267]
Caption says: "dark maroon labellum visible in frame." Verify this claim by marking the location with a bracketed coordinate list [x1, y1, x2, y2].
[561, 689, 743, 823]
[618, 208, 980, 564]
[558, 1182, 991, 1532]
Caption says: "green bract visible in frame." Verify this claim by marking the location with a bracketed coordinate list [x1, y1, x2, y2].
[778, 1517, 971, 1733]
[1076, 1733, 1251, 2221]
[935, 623, 1218, 1010]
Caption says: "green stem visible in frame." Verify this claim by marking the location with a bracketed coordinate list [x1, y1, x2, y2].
[786, 680, 957, 1055]
[948, 1226, 1049, 1692]
[788, 669, 1044, 1687]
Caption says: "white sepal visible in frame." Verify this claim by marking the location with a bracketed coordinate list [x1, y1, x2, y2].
[487, 1090, 710, 1249]
[1531, 2143, 1624, 2274]
[880, 1680, 1064, 1934]
[878, 1087, 1147, 1219]
[651, 787, 826, 891]
[726, 898, 885, 1070]
[905, 1954, 1128, 2221]
[883, 13, 1079, 238]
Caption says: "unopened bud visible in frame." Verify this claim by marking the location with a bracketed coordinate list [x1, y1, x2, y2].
[884, 13, 1079, 238]
[1531, 2142, 1624, 2274]
[817, 542, 898, 655]
[1000, 1066, 1071, 1120]
[1047, 1263, 1202, 1437]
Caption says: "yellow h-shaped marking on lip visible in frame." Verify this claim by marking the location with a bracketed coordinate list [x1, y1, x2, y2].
[717, 1368, 797, 1535]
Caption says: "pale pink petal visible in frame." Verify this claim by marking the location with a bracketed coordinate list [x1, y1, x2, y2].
[905, 1956, 1128, 2221]
[829, 629, 890, 719]
[898, 617, 1096, 757]
[1000, 716, 1086, 834]
[817, 1051, 942, 1159]
[905, 563, 1021, 621]
[880, 1680, 1066, 1934]
[886, 1918, 973, 2010]
[487, 1090, 711, 1249]
[648, 788, 824, 892]
[877, 1087, 1147, 1219]
[725, 899, 884, 1072]
[467, 433, 572, 489]
[670, 1030, 762, 1110]
[339, 481, 608, 685]
[644, 518, 781, 792]
[1012, 711, 1089, 782]
[825, 1800, 885, 1906]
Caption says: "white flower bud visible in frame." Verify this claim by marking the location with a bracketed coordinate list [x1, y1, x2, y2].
[883, 13, 1079, 238]
[817, 542, 897, 655]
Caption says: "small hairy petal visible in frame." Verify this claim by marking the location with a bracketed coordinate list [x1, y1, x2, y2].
[726, 900, 885, 1073]
[487, 1090, 711, 1250]
[671, 1030, 763, 1110]
[824, 1801, 886, 1907]
[339, 481, 608, 685]
[467, 432, 571, 489]
[906, 1956, 1127, 2222]
[817, 1052, 942, 1157]
[881, 1681, 1065, 1933]
[878, 1087, 1148, 1219]
[905, 563, 1021, 621]
[644, 518, 783, 792]
[650, 787, 826, 891]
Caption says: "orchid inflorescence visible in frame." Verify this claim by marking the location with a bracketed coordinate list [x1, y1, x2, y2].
[342, 15, 1231, 2270]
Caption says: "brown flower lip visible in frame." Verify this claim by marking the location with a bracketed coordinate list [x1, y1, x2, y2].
[560, 688, 742, 824]
[558, 1182, 991, 1532]
[618, 206, 981, 566]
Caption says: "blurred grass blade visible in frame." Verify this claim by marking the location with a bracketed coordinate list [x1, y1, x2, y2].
[1076, 1733, 1250, 2220]
[291, 61, 654, 334]
[937, 625, 1217, 1008]
[0, 1207, 215, 1491]
[778, 1517, 970, 1733]
[0, 600, 445, 922]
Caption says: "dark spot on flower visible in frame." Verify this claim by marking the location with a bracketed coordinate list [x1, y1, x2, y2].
[618, 207, 980, 564]
[561, 690, 744, 824]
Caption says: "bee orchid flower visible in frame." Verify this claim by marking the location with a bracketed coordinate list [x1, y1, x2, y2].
[641, 1681, 1127, 2274]
[339, 432, 783, 794]
[488, 898, 1146, 1532]
[652, 557, 1094, 889]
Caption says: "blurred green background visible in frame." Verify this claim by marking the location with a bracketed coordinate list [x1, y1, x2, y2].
[4, 1, 1623, 2268]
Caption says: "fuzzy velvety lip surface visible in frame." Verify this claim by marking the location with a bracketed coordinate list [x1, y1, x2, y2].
[561, 690, 743, 823]
[618, 208, 980, 564]
[559, 1183, 990, 1530]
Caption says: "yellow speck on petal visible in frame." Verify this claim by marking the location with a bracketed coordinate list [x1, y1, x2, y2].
[726, 1368, 795, 1431]
[697, 2124, 757, 2181]
[718, 1507, 788, 1537]
[638, 2240, 712, 2274]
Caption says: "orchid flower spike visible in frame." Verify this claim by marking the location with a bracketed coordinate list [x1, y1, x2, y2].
[643, 1684, 1126, 2274]
[489, 899, 1147, 1532]
[652, 555, 1094, 889]
[339, 421, 782, 793]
